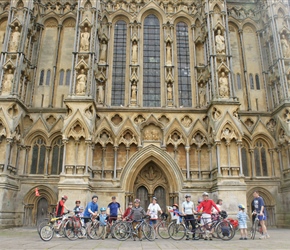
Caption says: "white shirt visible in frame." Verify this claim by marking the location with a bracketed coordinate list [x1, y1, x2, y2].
[182, 201, 194, 215]
[148, 203, 161, 220]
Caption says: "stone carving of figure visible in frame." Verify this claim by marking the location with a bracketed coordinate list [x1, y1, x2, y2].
[167, 83, 173, 100]
[97, 83, 104, 103]
[10, 26, 21, 52]
[199, 83, 206, 107]
[132, 40, 138, 64]
[219, 72, 229, 97]
[2, 69, 14, 92]
[166, 41, 172, 65]
[215, 29, 225, 54]
[131, 83, 137, 101]
[281, 34, 290, 58]
[80, 27, 90, 51]
[99, 40, 107, 64]
[76, 69, 86, 94]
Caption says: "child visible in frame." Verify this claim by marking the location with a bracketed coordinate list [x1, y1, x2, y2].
[125, 198, 146, 241]
[99, 207, 108, 240]
[237, 204, 248, 240]
[168, 204, 182, 223]
[74, 200, 81, 214]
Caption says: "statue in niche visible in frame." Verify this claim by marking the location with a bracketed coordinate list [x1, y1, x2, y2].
[80, 27, 90, 51]
[167, 83, 173, 100]
[2, 69, 14, 92]
[132, 40, 138, 64]
[281, 34, 290, 58]
[199, 83, 206, 107]
[99, 40, 107, 64]
[219, 72, 229, 97]
[76, 69, 87, 94]
[10, 26, 21, 52]
[131, 83, 137, 101]
[97, 83, 104, 103]
[166, 41, 172, 65]
[215, 29, 225, 54]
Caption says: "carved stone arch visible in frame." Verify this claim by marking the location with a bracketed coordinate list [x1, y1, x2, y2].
[173, 15, 193, 27]
[95, 128, 114, 147]
[246, 187, 276, 208]
[190, 130, 208, 148]
[220, 123, 238, 143]
[137, 5, 166, 24]
[0, 117, 9, 138]
[212, 3, 222, 13]
[242, 21, 258, 33]
[67, 120, 87, 140]
[120, 144, 183, 193]
[117, 128, 138, 147]
[16, 0, 24, 9]
[228, 21, 241, 31]
[109, 12, 132, 24]
[25, 131, 48, 146]
[84, 0, 92, 9]
[47, 131, 63, 146]
[277, 7, 286, 17]
[43, 16, 60, 27]
[165, 129, 186, 147]
[61, 17, 76, 27]
[252, 135, 274, 149]
[23, 185, 57, 226]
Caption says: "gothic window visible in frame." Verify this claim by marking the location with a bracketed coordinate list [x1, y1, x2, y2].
[46, 69, 51, 86]
[177, 22, 192, 107]
[30, 137, 46, 174]
[59, 70, 64, 85]
[254, 140, 268, 177]
[241, 147, 249, 176]
[237, 73, 241, 90]
[249, 74, 254, 89]
[39, 70, 44, 85]
[143, 14, 160, 107]
[65, 69, 71, 86]
[255, 74, 260, 90]
[50, 137, 63, 175]
[111, 20, 127, 106]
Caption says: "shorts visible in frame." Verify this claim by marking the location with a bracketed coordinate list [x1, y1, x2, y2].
[149, 219, 157, 225]
[258, 215, 267, 221]
[201, 213, 212, 225]
[238, 222, 247, 229]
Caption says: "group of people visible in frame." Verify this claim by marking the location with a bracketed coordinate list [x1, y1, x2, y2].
[54, 190, 269, 241]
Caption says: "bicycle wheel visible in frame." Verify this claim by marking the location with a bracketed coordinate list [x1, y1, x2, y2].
[168, 222, 186, 240]
[216, 220, 235, 241]
[37, 219, 50, 234]
[64, 220, 78, 241]
[142, 223, 155, 241]
[157, 220, 170, 239]
[112, 221, 131, 241]
[39, 224, 54, 241]
[250, 219, 259, 240]
[87, 221, 105, 240]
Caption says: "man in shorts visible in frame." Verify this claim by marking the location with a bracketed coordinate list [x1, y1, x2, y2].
[197, 192, 220, 240]
[147, 197, 163, 239]
[253, 190, 269, 239]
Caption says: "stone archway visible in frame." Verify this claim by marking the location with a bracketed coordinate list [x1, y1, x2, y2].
[247, 187, 276, 227]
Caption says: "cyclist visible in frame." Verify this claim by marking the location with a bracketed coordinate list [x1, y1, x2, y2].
[147, 197, 163, 238]
[125, 198, 146, 241]
[253, 190, 269, 239]
[56, 195, 69, 217]
[107, 196, 122, 223]
[197, 192, 220, 240]
[74, 200, 81, 214]
[182, 194, 198, 240]
[83, 195, 99, 223]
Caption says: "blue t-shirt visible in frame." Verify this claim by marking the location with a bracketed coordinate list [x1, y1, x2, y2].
[107, 202, 120, 217]
[253, 196, 267, 216]
[84, 201, 98, 217]
[99, 213, 107, 226]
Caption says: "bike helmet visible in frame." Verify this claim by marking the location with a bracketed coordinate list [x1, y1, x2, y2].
[220, 210, 228, 219]
[238, 204, 245, 209]
[100, 207, 106, 212]
[152, 196, 157, 200]
[172, 203, 179, 208]
[185, 194, 191, 198]
[62, 195, 68, 200]
[134, 198, 140, 203]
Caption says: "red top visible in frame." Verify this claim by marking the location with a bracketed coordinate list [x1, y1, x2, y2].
[123, 207, 132, 219]
[56, 200, 65, 216]
[197, 199, 220, 214]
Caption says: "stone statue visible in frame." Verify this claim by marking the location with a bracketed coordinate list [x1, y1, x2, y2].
[80, 27, 90, 51]
[99, 40, 107, 64]
[166, 41, 172, 65]
[167, 83, 173, 100]
[97, 83, 104, 103]
[132, 40, 138, 64]
[215, 29, 225, 54]
[10, 26, 21, 52]
[131, 83, 137, 101]
[76, 69, 86, 94]
[2, 69, 14, 92]
[199, 83, 206, 107]
[219, 72, 229, 97]
[281, 34, 290, 58]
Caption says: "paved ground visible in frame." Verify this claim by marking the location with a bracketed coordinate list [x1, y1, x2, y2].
[0, 227, 289, 250]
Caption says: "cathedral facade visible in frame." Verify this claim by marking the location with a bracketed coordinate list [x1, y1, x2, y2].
[0, 0, 290, 228]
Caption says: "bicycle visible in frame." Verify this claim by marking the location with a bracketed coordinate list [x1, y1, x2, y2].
[249, 212, 262, 239]
[86, 217, 104, 240]
[38, 212, 71, 241]
[113, 216, 155, 241]
[64, 214, 86, 240]
[156, 213, 171, 239]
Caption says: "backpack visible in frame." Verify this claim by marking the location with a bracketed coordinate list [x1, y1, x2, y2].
[221, 225, 230, 236]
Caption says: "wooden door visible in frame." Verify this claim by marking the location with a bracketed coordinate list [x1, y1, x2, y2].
[37, 197, 48, 226]
[136, 186, 149, 210]
[154, 186, 166, 212]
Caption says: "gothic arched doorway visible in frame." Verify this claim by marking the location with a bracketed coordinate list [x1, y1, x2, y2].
[134, 161, 169, 211]
[37, 197, 48, 226]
